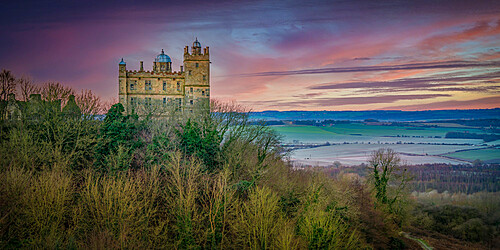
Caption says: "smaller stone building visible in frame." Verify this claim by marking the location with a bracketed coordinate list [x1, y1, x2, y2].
[0, 94, 81, 121]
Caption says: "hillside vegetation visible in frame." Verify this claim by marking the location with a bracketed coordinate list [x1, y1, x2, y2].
[0, 79, 498, 248]
[0, 88, 416, 249]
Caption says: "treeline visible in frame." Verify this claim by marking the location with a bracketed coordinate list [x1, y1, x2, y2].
[405, 164, 500, 194]
[0, 80, 415, 249]
[0, 69, 109, 118]
[325, 163, 500, 194]
[445, 131, 500, 142]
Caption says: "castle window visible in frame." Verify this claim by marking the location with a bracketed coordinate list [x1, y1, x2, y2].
[145, 97, 151, 106]
[190, 100, 193, 105]
[130, 81, 136, 90]
[145, 80, 152, 90]
[163, 81, 167, 90]
[177, 82, 180, 91]
[130, 97, 136, 105]
[177, 98, 182, 106]
[188, 70, 191, 76]
[195, 63, 199, 68]
[163, 97, 167, 105]
[203, 75, 206, 81]
[202, 90, 205, 96]
[190, 87, 193, 93]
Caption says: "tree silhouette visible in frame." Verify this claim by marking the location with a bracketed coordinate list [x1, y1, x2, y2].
[0, 69, 16, 101]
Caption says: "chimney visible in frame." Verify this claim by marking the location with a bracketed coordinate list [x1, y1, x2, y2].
[206, 46, 209, 54]
[184, 46, 189, 54]
[140, 61, 144, 71]
[180, 66, 184, 72]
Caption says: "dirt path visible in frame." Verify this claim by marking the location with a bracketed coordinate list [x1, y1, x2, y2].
[401, 232, 433, 250]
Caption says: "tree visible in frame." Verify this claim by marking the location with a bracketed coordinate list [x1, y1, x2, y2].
[75, 89, 104, 117]
[0, 69, 16, 101]
[40, 81, 74, 103]
[175, 118, 222, 172]
[94, 103, 142, 172]
[369, 148, 411, 224]
[17, 76, 39, 101]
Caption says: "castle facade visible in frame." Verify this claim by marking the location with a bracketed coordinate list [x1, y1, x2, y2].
[118, 39, 210, 114]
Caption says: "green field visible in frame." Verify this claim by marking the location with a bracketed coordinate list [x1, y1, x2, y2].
[445, 148, 500, 162]
[273, 124, 484, 138]
[272, 124, 487, 145]
[272, 124, 499, 165]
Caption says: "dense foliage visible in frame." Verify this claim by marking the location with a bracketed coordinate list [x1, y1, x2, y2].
[0, 92, 420, 249]
[1, 81, 498, 248]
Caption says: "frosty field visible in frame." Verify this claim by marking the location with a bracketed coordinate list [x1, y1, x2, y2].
[271, 124, 499, 166]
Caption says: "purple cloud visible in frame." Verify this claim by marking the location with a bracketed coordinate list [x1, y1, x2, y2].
[236, 61, 500, 77]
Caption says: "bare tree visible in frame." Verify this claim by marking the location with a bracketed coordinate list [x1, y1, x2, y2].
[17, 76, 40, 101]
[75, 89, 104, 116]
[0, 69, 16, 101]
[40, 81, 75, 106]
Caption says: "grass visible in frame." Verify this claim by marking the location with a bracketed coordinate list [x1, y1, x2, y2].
[444, 148, 500, 161]
[273, 124, 487, 139]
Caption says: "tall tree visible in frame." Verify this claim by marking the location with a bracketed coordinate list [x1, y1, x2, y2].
[369, 148, 411, 226]
[0, 69, 16, 101]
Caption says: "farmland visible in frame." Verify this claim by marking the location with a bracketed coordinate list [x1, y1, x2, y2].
[271, 123, 499, 166]
[444, 148, 500, 163]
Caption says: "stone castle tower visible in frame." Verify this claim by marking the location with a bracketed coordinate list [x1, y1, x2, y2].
[118, 38, 210, 114]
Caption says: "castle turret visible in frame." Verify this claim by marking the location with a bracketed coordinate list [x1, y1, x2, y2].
[184, 38, 210, 87]
[118, 58, 127, 109]
[119, 58, 126, 75]
[184, 38, 210, 111]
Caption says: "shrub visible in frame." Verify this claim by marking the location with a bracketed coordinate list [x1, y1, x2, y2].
[297, 184, 363, 249]
[17, 170, 73, 248]
[232, 186, 291, 249]
[78, 166, 163, 248]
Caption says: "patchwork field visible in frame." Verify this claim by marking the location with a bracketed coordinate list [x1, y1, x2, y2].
[271, 124, 499, 166]
[289, 144, 479, 166]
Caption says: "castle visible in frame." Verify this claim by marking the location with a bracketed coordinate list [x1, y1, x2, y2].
[118, 39, 210, 114]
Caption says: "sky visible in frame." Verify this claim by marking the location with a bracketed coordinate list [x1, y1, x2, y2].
[1, 0, 499, 111]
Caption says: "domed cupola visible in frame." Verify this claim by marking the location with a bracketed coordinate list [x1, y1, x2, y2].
[155, 49, 171, 63]
[153, 49, 172, 72]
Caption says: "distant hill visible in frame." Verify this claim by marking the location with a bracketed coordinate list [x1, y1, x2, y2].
[249, 109, 500, 122]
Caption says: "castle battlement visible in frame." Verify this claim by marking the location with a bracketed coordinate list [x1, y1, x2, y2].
[125, 71, 184, 76]
[118, 38, 210, 114]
